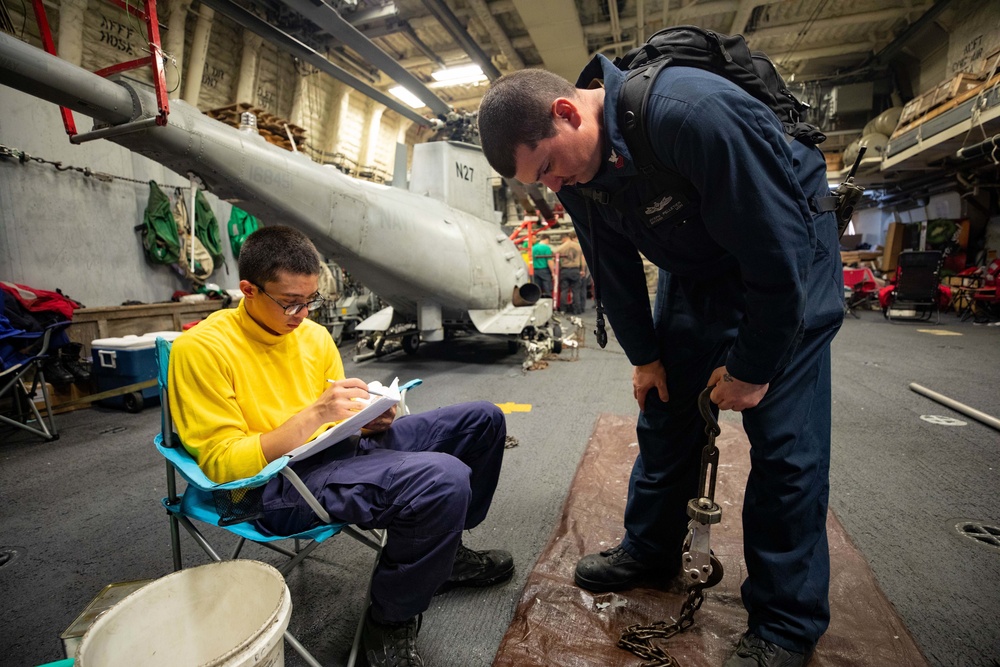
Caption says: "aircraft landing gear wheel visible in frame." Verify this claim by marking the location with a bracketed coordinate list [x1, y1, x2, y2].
[507, 340, 520, 354]
[124, 391, 144, 413]
[402, 333, 420, 355]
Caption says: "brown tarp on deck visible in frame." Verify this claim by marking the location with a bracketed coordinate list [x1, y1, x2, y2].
[493, 414, 927, 667]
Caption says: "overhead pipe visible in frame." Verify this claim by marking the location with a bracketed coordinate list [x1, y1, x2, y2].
[875, 171, 963, 208]
[57, 0, 88, 67]
[467, 0, 524, 70]
[636, 0, 645, 43]
[419, 0, 501, 81]
[278, 0, 452, 116]
[869, 0, 954, 68]
[164, 0, 191, 93]
[234, 31, 263, 104]
[196, 0, 432, 126]
[183, 3, 214, 105]
[818, 0, 953, 85]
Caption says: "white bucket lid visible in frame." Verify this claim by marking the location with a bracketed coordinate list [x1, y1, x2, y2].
[77, 560, 291, 667]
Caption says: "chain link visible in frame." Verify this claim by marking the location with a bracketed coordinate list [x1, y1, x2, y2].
[618, 585, 706, 667]
[0, 143, 186, 187]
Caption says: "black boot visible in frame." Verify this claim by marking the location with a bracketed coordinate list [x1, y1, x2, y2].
[435, 542, 514, 594]
[574, 543, 662, 592]
[59, 343, 92, 383]
[362, 609, 423, 667]
[41, 355, 75, 386]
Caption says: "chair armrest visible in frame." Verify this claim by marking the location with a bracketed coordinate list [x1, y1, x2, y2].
[154, 433, 290, 491]
[398, 378, 423, 418]
[400, 379, 423, 391]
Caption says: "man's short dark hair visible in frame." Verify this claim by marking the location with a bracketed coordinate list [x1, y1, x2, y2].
[478, 69, 577, 178]
[238, 225, 322, 285]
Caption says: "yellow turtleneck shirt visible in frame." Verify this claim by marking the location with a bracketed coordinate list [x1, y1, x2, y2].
[168, 299, 343, 483]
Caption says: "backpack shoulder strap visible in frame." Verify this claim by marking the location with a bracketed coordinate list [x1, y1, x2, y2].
[618, 61, 700, 203]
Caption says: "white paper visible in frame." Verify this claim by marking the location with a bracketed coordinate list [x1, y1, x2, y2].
[287, 378, 400, 462]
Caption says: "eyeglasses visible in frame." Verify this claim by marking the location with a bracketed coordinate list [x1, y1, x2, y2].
[254, 284, 325, 316]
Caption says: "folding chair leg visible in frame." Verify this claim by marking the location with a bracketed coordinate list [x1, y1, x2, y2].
[230, 537, 247, 560]
[34, 372, 58, 438]
[283, 630, 324, 667]
[349, 529, 387, 667]
[177, 515, 224, 561]
[0, 376, 58, 441]
[169, 513, 183, 571]
[275, 539, 324, 577]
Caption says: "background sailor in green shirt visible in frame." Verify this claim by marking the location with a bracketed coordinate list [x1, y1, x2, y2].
[531, 237, 555, 298]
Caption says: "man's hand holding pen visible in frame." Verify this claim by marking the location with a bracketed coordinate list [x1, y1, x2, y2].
[324, 378, 396, 433]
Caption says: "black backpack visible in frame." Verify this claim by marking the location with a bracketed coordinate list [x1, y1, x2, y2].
[613, 25, 827, 180]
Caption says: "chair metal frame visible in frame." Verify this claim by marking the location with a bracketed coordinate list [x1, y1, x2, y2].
[155, 338, 419, 667]
[0, 323, 68, 441]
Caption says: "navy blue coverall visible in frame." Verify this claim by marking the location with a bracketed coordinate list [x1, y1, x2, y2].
[257, 401, 506, 623]
[559, 56, 844, 654]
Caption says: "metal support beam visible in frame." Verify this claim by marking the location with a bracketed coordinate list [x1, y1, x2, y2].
[420, 0, 502, 81]
[196, 0, 434, 125]
[279, 0, 451, 116]
[467, 0, 524, 71]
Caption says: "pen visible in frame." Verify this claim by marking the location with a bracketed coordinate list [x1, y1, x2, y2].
[327, 379, 389, 398]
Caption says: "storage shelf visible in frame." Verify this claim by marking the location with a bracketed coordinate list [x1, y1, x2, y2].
[882, 79, 1000, 173]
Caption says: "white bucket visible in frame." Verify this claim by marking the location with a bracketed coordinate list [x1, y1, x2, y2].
[77, 560, 291, 667]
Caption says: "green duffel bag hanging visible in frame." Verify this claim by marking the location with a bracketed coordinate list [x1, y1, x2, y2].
[194, 189, 224, 264]
[139, 180, 181, 265]
[227, 206, 261, 258]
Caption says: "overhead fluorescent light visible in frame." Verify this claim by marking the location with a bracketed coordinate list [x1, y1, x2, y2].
[389, 86, 425, 109]
[430, 64, 487, 86]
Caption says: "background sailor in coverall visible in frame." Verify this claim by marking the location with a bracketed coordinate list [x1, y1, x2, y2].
[478, 54, 844, 665]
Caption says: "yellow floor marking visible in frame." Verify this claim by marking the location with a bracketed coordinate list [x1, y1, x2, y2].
[495, 402, 532, 414]
[916, 329, 963, 336]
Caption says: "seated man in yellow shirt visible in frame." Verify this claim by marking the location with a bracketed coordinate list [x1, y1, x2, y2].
[169, 225, 512, 667]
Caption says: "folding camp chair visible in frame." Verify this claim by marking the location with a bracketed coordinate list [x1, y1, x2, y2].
[154, 337, 419, 667]
[0, 320, 70, 441]
[965, 258, 1000, 323]
[843, 267, 880, 318]
[885, 250, 943, 324]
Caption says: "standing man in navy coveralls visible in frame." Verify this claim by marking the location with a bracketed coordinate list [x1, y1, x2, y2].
[478, 54, 844, 666]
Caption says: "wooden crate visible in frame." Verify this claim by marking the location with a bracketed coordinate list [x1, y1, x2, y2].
[206, 102, 308, 152]
[824, 152, 844, 173]
[892, 71, 1000, 138]
[68, 300, 230, 358]
[840, 250, 882, 266]
[894, 73, 984, 133]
